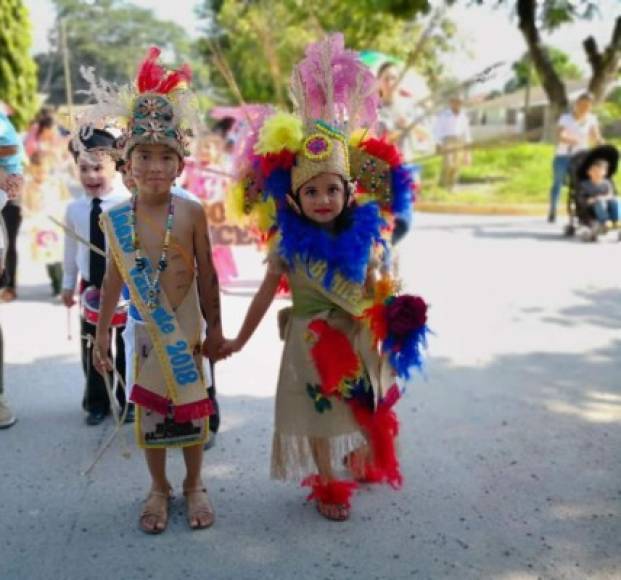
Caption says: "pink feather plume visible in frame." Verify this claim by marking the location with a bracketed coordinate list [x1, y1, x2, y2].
[293, 33, 378, 128]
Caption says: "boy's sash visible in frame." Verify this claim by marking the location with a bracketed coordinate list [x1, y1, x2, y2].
[101, 202, 212, 423]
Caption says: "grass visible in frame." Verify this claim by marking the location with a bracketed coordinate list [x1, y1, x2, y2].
[418, 138, 621, 206]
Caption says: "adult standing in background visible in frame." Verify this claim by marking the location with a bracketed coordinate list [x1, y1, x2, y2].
[547, 92, 602, 223]
[0, 107, 24, 302]
[23, 108, 70, 296]
[433, 96, 472, 190]
[376, 61, 432, 161]
[376, 62, 428, 244]
[0, 186, 16, 428]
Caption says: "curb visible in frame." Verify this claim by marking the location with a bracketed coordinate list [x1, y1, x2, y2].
[415, 201, 555, 217]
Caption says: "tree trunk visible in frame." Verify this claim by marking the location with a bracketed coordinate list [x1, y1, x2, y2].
[516, 0, 568, 140]
[584, 15, 621, 103]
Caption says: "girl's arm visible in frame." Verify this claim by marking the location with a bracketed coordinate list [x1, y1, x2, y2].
[220, 268, 281, 357]
[93, 256, 124, 375]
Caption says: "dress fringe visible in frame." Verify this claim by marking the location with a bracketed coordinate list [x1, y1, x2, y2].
[270, 430, 366, 481]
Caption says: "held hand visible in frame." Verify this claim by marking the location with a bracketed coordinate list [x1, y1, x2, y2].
[217, 338, 242, 360]
[202, 331, 225, 361]
[61, 289, 76, 308]
[92, 336, 113, 376]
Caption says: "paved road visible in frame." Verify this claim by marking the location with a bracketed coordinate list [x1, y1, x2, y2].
[1, 214, 619, 580]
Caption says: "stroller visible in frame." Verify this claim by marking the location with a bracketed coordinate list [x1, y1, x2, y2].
[563, 144, 619, 241]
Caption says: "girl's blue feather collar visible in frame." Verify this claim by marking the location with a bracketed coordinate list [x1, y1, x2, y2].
[277, 202, 384, 289]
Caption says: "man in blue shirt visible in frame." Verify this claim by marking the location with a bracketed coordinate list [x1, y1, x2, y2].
[0, 109, 25, 302]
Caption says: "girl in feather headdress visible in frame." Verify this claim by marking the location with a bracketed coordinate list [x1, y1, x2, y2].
[220, 35, 428, 521]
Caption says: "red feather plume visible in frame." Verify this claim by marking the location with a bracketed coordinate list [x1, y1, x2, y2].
[359, 137, 402, 168]
[308, 319, 360, 397]
[361, 302, 388, 346]
[350, 397, 402, 489]
[302, 475, 358, 508]
[136, 47, 192, 94]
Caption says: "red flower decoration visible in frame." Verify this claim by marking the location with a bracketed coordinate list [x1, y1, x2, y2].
[385, 295, 427, 338]
[260, 150, 296, 177]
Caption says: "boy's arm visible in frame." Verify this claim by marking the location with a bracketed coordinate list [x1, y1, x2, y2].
[192, 203, 224, 355]
[61, 205, 79, 307]
[93, 255, 124, 375]
[0, 145, 18, 157]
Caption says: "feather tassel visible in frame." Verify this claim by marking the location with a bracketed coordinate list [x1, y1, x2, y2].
[301, 475, 358, 508]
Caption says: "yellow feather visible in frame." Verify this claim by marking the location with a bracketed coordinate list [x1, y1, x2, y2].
[255, 112, 303, 154]
[224, 182, 248, 225]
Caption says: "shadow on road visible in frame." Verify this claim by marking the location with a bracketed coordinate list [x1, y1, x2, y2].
[1, 286, 620, 579]
[538, 287, 621, 330]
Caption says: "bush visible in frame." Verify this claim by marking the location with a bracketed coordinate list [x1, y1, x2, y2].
[418, 139, 620, 205]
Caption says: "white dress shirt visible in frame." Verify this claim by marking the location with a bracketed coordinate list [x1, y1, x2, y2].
[62, 178, 130, 290]
[433, 108, 472, 144]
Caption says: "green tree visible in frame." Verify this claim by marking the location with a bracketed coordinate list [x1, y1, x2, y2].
[197, 0, 455, 104]
[37, 0, 211, 105]
[0, 0, 38, 129]
[470, 0, 621, 120]
[504, 46, 582, 93]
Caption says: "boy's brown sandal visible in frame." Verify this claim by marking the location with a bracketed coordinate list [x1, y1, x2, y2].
[139, 489, 172, 535]
[183, 487, 215, 530]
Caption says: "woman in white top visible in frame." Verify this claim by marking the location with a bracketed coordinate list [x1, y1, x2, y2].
[548, 92, 602, 222]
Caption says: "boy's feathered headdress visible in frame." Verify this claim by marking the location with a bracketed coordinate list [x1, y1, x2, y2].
[73, 47, 201, 159]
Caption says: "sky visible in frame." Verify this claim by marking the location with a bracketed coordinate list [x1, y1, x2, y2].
[25, 0, 620, 93]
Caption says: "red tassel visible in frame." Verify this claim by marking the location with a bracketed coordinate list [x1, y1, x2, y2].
[174, 398, 215, 423]
[130, 385, 214, 423]
[350, 396, 403, 489]
[130, 384, 170, 416]
[361, 302, 388, 345]
[301, 475, 358, 508]
[276, 274, 290, 297]
[308, 319, 360, 397]
[359, 137, 402, 168]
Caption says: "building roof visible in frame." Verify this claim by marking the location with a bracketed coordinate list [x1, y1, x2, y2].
[473, 79, 614, 111]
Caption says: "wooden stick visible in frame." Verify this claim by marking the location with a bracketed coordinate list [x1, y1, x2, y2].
[49, 216, 106, 257]
[406, 127, 544, 165]
[395, 8, 445, 88]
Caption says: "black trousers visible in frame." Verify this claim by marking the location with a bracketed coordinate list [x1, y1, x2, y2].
[1, 202, 22, 290]
[0, 324, 4, 396]
[81, 317, 127, 414]
[207, 360, 219, 434]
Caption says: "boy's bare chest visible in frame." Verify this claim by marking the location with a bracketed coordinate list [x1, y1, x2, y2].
[134, 209, 195, 275]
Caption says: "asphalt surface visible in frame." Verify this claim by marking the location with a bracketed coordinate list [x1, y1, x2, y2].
[1, 213, 619, 580]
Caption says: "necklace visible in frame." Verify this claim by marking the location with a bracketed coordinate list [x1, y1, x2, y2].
[130, 193, 175, 310]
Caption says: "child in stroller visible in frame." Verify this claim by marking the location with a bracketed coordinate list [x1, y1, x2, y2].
[564, 144, 619, 242]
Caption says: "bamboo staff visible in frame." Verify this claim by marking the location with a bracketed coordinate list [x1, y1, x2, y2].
[395, 60, 505, 141]
[395, 8, 446, 88]
[407, 127, 544, 165]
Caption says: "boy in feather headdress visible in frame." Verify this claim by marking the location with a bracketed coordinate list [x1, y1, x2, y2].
[85, 48, 224, 533]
